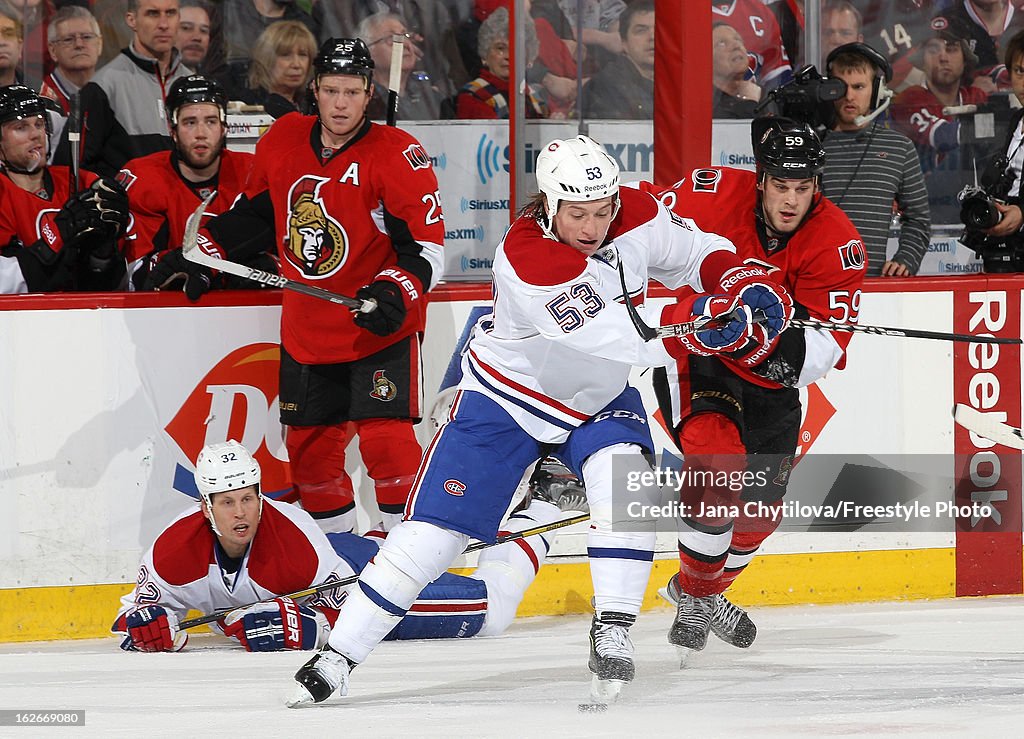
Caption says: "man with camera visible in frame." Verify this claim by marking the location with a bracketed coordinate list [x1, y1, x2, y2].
[822, 42, 931, 277]
[958, 29, 1024, 272]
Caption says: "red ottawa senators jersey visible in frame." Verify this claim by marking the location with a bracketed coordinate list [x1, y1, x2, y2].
[638, 167, 867, 389]
[0, 167, 98, 252]
[118, 148, 255, 262]
[234, 114, 445, 365]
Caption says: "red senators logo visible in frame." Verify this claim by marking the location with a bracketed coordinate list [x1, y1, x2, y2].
[402, 144, 431, 171]
[165, 343, 291, 499]
[443, 479, 467, 496]
[691, 168, 723, 193]
[285, 175, 349, 278]
[837, 239, 866, 271]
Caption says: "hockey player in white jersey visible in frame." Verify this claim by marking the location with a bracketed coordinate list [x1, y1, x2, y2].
[288, 134, 794, 706]
[113, 441, 581, 653]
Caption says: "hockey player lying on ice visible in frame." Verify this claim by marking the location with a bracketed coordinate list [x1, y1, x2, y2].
[113, 441, 586, 652]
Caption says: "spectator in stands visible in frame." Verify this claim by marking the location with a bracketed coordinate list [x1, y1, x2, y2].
[821, 1, 863, 61]
[314, 0, 466, 95]
[94, 0, 133, 69]
[0, 3, 22, 87]
[713, 0, 792, 90]
[555, 0, 626, 74]
[581, 0, 653, 119]
[53, 0, 192, 178]
[176, 0, 210, 74]
[769, 0, 804, 70]
[455, 6, 546, 119]
[358, 11, 453, 120]
[712, 21, 761, 119]
[40, 6, 102, 115]
[945, 0, 1024, 91]
[892, 15, 989, 224]
[207, 0, 318, 105]
[823, 42, 931, 276]
[0, 84, 129, 293]
[457, 0, 579, 119]
[245, 20, 317, 119]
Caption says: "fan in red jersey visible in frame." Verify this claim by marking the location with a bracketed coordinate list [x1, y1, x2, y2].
[0, 84, 128, 293]
[149, 39, 445, 537]
[123, 75, 273, 294]
[636, 116, 866, 664]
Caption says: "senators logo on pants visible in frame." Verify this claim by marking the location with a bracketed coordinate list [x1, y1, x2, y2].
[285, 175, 349, 278]
[369, 369, 398, 402]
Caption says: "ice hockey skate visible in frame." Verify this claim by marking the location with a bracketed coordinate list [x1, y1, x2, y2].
[588, 612, 635, 704]
[660, 573, 757, 649]
[528, 457, 590, 513]
[667, 588, 715, 667]
[286, 645, 352, 707]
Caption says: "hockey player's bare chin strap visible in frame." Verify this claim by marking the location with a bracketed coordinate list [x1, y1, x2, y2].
[675, 413, 781, 596]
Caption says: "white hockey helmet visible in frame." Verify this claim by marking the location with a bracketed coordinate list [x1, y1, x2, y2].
[534, 135, 620, 238]
[195, 440, 262, 535]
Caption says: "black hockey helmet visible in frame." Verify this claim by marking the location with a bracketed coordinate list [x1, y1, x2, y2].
[751, 116, 825, 181]
[313, 38, 374, 89]
[0, 84, 53, 136]
[165, 75, 228, 126]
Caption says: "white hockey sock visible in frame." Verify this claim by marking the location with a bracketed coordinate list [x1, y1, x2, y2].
[473, 500, 561, 636]
[313, 508, 357, 535]
[583, 444, 657, 616]
[327, 520, 468, 663]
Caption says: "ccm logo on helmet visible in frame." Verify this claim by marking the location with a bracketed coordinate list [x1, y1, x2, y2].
[443, 479, 466, 496]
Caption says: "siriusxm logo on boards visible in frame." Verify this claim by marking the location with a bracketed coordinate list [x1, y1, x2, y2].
[431, 152, 447, 170]
[460, 256, 494, 271]
[477, 134, 655, 184]
[720, 152, 756, 166]
[477, 134, 509, 184]
[446, 225, 486, 242]
[460, 196, 509, 213]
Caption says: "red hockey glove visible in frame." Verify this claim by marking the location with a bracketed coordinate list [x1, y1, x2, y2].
[353, 267, 423, 337]
[115, 606, 188, 652]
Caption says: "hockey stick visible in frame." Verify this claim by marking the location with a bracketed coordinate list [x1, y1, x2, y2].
[68, 92, 81, 197]
[953, 403, 1024, 450]
[386, 33, 404, 126]
[177, 512, 589, 630]
[180, 194, 376, 312]
[618, 262, 1020, 345]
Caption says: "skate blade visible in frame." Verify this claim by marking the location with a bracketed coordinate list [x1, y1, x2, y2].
[589, 674, 625, 704]
[657, 586, 678, 606]
[285, 682, 314, 708]
[675, 645, 699, 669]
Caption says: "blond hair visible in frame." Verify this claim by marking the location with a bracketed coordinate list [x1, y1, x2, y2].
[248, 20, 318, 93]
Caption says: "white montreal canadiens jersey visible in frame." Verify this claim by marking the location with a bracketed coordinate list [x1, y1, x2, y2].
[460, 187, 737, 443]
[114, 498, 356, 631]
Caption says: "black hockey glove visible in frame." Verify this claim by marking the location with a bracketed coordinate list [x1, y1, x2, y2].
[142, 247, 213, 301]
[353, 280, 407, 337]
[81, 177, 131, 238]
[8, 239, 78, 291]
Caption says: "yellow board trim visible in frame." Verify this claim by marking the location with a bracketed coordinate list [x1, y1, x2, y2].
[0, 548, 956, 643]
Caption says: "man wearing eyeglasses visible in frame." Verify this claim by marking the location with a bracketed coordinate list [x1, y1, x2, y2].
[40, 6, 103, 116]
[0, 5, 22, 88]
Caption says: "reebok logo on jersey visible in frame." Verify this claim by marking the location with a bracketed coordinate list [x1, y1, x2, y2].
[443, 479, 467, 496]
[719, 266, 767, 290]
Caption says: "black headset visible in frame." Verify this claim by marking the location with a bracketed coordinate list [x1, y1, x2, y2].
[826, 42, 894, 111]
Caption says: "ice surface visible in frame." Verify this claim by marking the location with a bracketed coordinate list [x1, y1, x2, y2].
[1, 597, 1023, 737]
